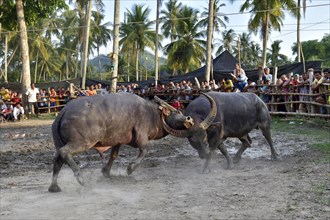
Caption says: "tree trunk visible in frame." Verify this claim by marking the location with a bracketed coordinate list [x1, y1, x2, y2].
[262, 11, 269, 68]
[97, 47, 102, 80]
[4, 33, 8, 83]
[111, 0, 120, 93]
[135, 49, 139, 81]
[34, 51, 39, 83]
[297, 0, 301, 62]
[154, 0, 160, 86]
[74, 43, 80, 78]
[81, 0, 93, 89]
[16, 0, 31, 110]
[205, 0, 214, 83]
[66, 50, 69, 80]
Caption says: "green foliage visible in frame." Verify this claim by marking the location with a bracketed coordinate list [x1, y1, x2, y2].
[292, 34, 330, 66]
[0, 0, 68, 30]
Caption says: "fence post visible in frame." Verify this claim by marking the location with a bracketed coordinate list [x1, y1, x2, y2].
[47, 94, 51, 113]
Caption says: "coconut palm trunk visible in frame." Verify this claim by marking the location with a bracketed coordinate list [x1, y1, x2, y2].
[66, 50, 69, 80]
[111, 0, 120, 93]
[81, 0, 93, 89]
[262, 10, 269, 68]
[4, 33, 8, 83]
[154, 0, 160, 86]
[16, 0, 31, 109]
[34, 51, 39, 83]
[205, 0, 215, 82]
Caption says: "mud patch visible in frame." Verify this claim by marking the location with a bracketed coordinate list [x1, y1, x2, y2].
[0, 120, 329, 220]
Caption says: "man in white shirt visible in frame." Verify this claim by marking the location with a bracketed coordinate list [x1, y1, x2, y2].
[13, 103, 24, 121]
[25, 83, 39, 115]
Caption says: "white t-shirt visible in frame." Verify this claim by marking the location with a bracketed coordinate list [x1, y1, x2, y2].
[26, 88, 39, 102]
[13, 106, 24, 120]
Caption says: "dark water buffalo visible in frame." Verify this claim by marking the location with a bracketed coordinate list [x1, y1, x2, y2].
[163, 91, 278, 173]
[48, 92, 215, 192]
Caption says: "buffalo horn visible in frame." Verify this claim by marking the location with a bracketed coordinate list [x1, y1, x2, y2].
[154, 96, 177, 112]
[161, 114, 190, 137]
[199, 93, 217, 130]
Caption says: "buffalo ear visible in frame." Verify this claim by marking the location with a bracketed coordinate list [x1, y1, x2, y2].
[162, 107, 171, 116]
[209, 122, 221, 129]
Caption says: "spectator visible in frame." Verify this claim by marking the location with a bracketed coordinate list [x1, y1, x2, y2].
[13, 103, 24, 121]
[243, 79, 257, 93]
[0, 100, 6, 111]
[262, 67, 273, 83]
[171, 99, 184, 111]
[260, 79, 272, 105]
[49, 87, 57, 110]
[0, 87, 11, 101]
[298, 72, 311, 113]
[231, 63, 248, 92]
[11, 92, 21, 104]
[311, 71, 326, 114]
[87, 85, 97, 96]
[25, 83, 40, 116]
[1, 104, 14, 121]
[118, 85, 127, 93]
[223, 78, 234, 92]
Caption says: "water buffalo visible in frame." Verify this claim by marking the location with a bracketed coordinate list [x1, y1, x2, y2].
[48, 92, 215, 192]
[163, 91, 278, 173]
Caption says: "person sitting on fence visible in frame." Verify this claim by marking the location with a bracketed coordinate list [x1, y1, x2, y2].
[13, 103, 24, 121]
[49, 87, 57, 111]
[231, 63, 248, 92]
[298, 72, 311, 113]
[25, 83, 40, 116]
[312, 71, 326, 114]
[1, 104, 14, 121]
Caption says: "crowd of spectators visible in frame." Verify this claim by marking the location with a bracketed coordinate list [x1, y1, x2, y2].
[1, 66, 329, 122]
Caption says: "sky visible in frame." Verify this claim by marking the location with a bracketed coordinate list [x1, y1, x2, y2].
[99, 0, 330, 60]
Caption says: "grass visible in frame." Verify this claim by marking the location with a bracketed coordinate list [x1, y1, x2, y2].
[271, 116, 330, 161]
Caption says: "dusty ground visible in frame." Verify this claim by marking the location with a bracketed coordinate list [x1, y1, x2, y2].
[0, 119, 329, 220]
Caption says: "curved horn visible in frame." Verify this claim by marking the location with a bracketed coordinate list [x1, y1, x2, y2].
[154, 96, 177, 112]
[199, 93, 217, 130]
[161, 114, 190, 137]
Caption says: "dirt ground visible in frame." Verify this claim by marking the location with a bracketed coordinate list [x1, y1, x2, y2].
[0, 119, 329, 220]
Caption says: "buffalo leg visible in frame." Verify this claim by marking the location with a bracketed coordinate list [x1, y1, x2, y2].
[102, 144, 120, 178]
[48, 151, 65, 192]
[127, 147, 148, 175]
[217, 141, 233, 169]
[233, 134, 252, 163]
[59, 143, 90, 186]
[261, 128, 278, 160]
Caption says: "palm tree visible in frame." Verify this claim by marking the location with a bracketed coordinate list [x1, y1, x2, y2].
[267, 40, 288, 67]
[296, 0, 310, 62]
[164, 6, 206, 74]
[215, 29, 236, 55]
[232, 32, 252, 67]
[160, 0, 182, 42]
[239, 0, 296, 68]
[248, 41, 262, 68]
[91, 11, 112, 80]
[119, 4, 156, 81]
[198, 0, 229, 33]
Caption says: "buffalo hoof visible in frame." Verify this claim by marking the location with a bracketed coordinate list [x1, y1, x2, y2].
[101, 167, 111, 178]
[202, 167, 211, 174]
[226, 161, 234, 169]
[75, 173, 84, 186]
[233, 156, 241, 164]
[127, 163, 135, 175]
[48, 184, 62, 193]
[271, 154, 279, 161]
